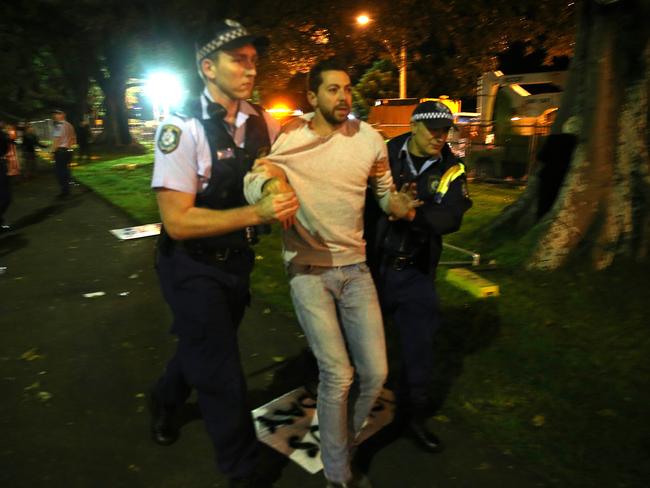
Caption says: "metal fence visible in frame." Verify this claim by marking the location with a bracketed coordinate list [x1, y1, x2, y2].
[449, 122, 551, 181]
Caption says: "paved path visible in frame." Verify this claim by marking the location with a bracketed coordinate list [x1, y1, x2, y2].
[0, 170, 549, 487]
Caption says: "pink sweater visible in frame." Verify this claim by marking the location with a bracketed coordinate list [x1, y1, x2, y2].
[244, 113, 393, 267]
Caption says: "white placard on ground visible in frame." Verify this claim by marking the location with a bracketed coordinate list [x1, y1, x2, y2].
[110, 223, 161, 240]
[252, 387, 395, 474]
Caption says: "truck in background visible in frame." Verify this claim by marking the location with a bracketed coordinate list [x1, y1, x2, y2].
[468, 70, 567, 180]
[368, 96, 462, 139]
[367, 70, 567, 181]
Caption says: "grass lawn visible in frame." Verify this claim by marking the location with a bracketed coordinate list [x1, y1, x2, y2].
[75, 153, 650, 488]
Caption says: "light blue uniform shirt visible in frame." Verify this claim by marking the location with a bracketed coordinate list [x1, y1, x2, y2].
[151, 89, 280, 194]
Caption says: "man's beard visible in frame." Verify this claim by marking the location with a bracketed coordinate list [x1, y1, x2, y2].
[321, 104, 349, 126]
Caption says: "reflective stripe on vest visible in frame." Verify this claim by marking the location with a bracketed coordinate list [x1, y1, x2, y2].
[434, 163, 465, 203]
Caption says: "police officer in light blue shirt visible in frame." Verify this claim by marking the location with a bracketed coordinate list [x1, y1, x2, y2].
[148, 19, 298, 488]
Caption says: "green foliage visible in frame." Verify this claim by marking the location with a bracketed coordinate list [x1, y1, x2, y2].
[437, 262, 650, 487]
[353, 60, 398, 120]
[73, 154, 158, 223]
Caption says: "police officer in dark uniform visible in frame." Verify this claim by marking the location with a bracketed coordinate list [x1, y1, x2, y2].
[366, 101, 472, 453]
[148, 19, 299, 488]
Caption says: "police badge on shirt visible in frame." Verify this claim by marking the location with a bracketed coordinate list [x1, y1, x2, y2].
[157, 125, 182, 154]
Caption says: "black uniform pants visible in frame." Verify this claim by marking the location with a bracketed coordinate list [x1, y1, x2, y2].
[54, 148, 72, 194]
[378, 264, 441, 417]
[154, 247, 258, 479]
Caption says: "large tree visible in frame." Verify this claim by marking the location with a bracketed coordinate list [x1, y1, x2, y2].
[489, 0, 649, 270]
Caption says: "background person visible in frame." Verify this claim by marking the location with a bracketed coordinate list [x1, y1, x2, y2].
[50, 109, 76, 197]
[0, 121, 11, 231]
[21, 123, 47, 178]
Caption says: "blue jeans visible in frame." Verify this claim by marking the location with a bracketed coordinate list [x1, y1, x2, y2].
[287, 262, 387, 483]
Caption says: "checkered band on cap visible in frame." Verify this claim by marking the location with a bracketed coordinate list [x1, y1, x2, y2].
[411, 111, 454, 123]
[196, 22, 250, 60]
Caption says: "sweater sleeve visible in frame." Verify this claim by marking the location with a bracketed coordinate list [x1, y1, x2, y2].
[367, 130, 394, 213]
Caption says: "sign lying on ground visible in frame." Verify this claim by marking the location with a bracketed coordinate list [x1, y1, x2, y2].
[110, 223, 161, 240]
[252, 387, 395, 474]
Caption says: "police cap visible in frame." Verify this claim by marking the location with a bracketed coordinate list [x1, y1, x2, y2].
[195, 19, 268, 62]
[411, 101, 454, 130]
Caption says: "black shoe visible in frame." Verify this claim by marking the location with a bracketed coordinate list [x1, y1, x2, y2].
[148, 391, 179, 446]
[408, 419, 445, 453]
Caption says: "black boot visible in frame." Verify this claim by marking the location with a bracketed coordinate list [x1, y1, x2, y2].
[408, 417, 444, 453]
[148, 390, 179, 446]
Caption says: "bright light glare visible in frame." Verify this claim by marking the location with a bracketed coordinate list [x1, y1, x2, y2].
[266, 103, 304, 120]
[356, 14, 370, 25]
[144, 71, 185, 120]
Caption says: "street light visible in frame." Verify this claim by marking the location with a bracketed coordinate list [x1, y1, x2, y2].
[356, 14, 407, 98]
[144, 71, 185, 121]
[356, 14, 370, 26]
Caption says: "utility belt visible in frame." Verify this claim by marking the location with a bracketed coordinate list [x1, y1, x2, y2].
[158, 232, 253, 267]
[380, 252, 423, 271]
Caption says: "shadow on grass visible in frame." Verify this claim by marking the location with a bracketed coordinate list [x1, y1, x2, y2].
[429, 298, 501, 410]
[358, 297, 501, 473]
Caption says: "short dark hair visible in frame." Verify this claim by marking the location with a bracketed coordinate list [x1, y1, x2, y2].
[307, 58, 349, 94]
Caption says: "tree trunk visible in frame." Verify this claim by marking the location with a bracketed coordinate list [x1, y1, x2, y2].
[98, 76, 133, 147]
[94, 46, 133, 147]
[488, 0, 650, 270]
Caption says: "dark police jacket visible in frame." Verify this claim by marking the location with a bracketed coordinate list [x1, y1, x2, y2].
[159, 97, 271, 255]
[365, 132, 472, 277]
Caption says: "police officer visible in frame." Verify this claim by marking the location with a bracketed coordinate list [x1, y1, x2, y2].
[148, 19, 299, 488]
[51, 109, 76, 197]
[366, 101, 472, 453]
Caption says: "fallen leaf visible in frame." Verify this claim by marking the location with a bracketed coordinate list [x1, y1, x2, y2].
[255, 255, 265, 261]
[263, 308, 271, 314]
[21, 349, 44, 361]
[135, 393, 145, 399]
[463, 401, 478, 413]
[24, 382, 40, 391]
[532, 414, 545, 427]
[433, 414, 450, 423]
[272, 356, 286, 363]
[37, 391, 53, 402]
[129, 274, 139, 279]
[119, 291, 130, 297]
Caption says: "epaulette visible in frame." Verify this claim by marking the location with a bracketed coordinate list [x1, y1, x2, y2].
[171, 111, 192, 122]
